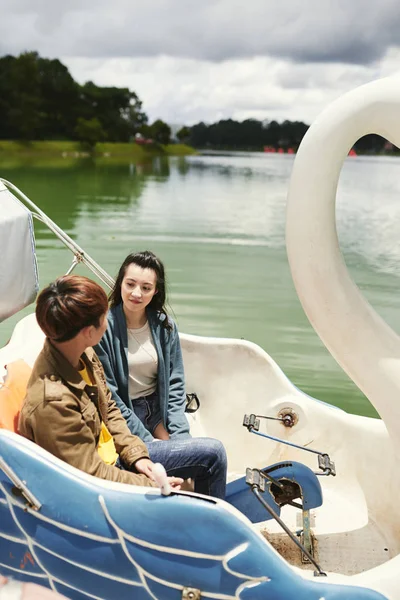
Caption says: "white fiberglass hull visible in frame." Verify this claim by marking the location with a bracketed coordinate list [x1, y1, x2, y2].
[0, 313, 397, 598]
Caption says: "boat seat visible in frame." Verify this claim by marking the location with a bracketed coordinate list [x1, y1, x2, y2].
[226, 460, 323, 523]
[0, 360, 32, 432]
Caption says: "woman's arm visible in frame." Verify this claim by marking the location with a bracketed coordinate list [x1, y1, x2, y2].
[166, 323, 191, 439]
[95, 333, 154, 443]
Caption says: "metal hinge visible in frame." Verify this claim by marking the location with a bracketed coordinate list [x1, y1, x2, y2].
[0, 456, 42, 511]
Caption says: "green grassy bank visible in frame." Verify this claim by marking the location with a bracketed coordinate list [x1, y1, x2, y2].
[0, 140, 196, 158]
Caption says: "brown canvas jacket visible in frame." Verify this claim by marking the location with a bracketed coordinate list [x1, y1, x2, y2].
[19, 339, 157, 488]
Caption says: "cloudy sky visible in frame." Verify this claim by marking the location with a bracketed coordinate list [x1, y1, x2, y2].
[1, 0, 400, 126]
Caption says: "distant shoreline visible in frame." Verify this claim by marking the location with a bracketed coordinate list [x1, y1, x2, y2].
[1, 142, 397, 164]
[0, 140, 196, 160]
[197, 148, 400, 158]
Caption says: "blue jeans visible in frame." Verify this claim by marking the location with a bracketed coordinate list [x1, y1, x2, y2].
[133, 391, 162, 435]
[131, 392, 227, 499]
[147, 438, 227, 499]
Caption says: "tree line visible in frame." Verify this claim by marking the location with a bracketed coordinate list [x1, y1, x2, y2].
[177, 119, 308, 151]
[0, 52, 172, 148]
[0, 52, 391, 155]
[176, 120, 389, 155]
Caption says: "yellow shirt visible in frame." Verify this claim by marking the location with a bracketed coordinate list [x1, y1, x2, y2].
[78, 360, 118, 466]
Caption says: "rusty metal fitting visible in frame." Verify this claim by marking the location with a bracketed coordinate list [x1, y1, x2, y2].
[277, 407, 298, 427]
[182, 588, 201, 599]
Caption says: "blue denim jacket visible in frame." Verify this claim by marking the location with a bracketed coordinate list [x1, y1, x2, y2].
[95, 304, 190, 443]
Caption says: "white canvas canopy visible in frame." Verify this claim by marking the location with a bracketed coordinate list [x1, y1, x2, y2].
[0, 180, 39, 322]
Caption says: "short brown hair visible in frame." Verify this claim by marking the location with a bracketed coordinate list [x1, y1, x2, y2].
[36, 275, 108, 342]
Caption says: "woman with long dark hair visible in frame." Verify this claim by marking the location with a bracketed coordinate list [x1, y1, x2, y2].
[95, 251, 227, 498]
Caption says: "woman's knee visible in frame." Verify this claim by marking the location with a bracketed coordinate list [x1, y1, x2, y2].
[199, 437, 227, 469]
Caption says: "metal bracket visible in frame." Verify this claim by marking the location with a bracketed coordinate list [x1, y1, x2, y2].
[65, 252, 84, 275]
[243, 414, 260, 431]
[318, 454, 336, 476]
[300, 509, 313, 562]
[182, 587, 201, 599]
[245, 468, 265, 491]
[0, 456, 42, 511]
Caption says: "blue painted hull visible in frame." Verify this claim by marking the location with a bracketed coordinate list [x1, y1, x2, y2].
[0, 430, 387, 599]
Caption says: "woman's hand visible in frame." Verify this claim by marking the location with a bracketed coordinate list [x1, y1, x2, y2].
[168, 477, 183, 489]
[134, 458, 183, 490]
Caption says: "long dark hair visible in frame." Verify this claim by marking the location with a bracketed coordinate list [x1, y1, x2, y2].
[109, 251, 172, 330]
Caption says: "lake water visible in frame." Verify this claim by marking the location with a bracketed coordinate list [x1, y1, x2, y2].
[1, 152, 400, 418]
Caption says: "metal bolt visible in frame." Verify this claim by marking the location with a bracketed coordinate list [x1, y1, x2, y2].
[182, 587, 201, 599]
[277, 407, 298, 427]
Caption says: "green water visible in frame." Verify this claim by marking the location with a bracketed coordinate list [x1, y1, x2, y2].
[2, 153, 400, 418]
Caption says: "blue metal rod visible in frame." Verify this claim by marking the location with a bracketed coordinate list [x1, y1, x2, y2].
[250, 428, 323, 456]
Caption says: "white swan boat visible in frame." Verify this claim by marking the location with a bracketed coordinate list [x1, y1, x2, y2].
[1, 75, 400, 599]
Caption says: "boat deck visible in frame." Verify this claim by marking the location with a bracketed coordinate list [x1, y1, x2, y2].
[258, 498, 391, 575]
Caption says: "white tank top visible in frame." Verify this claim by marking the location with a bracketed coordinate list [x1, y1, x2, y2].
[127, 321, 158, 399]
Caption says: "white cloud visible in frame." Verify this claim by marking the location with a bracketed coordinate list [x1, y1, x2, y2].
[2, 0, 400, 125]
[63, 52, 400, 125]
[2, 0, 400, 64]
